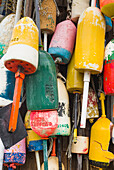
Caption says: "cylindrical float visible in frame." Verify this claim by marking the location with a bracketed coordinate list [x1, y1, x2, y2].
[66, 51, 83, 93]
[48, 20, 76, 64]
[104, 39, 114, 95]
[4, 17, 38, 74]
[39, 0, 57, 51]
[25, 50, 58, 111]
[71, 0, 90, 23]
[74, 6, 105, 128]
[74, 7, 105, 74]
[52, 76, 71, 136]
[39, 0, 56, 34]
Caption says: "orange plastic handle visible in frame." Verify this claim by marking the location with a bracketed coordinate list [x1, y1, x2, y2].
[8, 71, 25, 132]
[51, 138, 56, 156]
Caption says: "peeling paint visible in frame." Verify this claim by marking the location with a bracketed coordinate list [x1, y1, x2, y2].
[105, 39, 114, 61]
[83, 62, 99, 69]
[78, 7, 106, 30]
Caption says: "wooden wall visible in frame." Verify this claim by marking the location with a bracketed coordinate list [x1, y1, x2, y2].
[3, 0, 114, 169]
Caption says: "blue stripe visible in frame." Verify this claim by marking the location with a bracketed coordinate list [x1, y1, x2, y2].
[48, 47, 71, 64]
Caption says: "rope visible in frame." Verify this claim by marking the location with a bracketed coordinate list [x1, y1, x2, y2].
[66, 94, 81, 159]
[47, 138, 53, 157]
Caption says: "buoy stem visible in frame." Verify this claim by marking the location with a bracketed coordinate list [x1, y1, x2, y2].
[54, 57, 62, 64]
[99, 93, 106, 118]
[8, 66, 25, 132]
[91, 0, 96, 7]
[35, 151, 40, 170]
[14, 0, 23, 25]
[73, 93, 79, 143]
[80, 71, 90, 128]
[43, 140, 48, 170]
[44, 32, 47, 52]
[51, 138, 56, 156]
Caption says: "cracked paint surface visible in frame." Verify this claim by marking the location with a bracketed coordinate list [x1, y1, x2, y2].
[74, 7, 105, 74]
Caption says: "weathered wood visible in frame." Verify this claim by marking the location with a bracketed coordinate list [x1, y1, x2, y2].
[24, 0, 33, 17]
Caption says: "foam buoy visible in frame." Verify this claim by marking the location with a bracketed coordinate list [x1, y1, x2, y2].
[48, 20, 76, 64]
[74, 6, 105, 128]
[40, 0, 58, 51]
[3, 17, 39, 132]
[52, 76, 71, 136]
[25, 50, 58, 111]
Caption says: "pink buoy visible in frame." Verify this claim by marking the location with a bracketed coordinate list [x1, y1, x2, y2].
[48, 20, 76, 64]
[4, 138, 26, 169]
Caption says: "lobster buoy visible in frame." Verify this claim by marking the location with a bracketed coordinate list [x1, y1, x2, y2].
[74, 7, 105, 128]
[25, 50, 58, 111]
[52, 76, 71, 136]
[4, 139, 26, 169]
[48, 20, 76, 64]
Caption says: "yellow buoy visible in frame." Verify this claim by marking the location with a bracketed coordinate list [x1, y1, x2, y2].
[89, 93, 114, 168]
[74, 7, 105, 128]
[66, 51, 83, 93]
